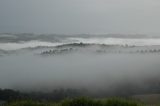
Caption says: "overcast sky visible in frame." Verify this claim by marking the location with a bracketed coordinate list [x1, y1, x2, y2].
[0, 0, 160, 34]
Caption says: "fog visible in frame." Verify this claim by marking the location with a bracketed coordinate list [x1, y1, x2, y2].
[0, 34, 160, 97]
[0, 0, 160, 97]
[1, 44, 160, 96]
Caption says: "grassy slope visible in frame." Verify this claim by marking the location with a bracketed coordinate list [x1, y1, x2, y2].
[133, 94, 160, 105]
[6, 97, 144, 106]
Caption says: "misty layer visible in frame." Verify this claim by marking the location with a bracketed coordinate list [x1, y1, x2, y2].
[1, 34, 160, 51]
[0, 35, 160, 97]
[0, 51, 160, 96]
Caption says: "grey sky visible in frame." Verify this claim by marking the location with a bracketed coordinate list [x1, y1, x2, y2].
[0, 0, 160, 34]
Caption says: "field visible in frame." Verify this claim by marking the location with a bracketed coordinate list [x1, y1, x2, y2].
[5, 97, 144, 106]
[133, 94, 160, 105]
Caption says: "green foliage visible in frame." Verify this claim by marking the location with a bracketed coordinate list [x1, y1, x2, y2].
[6, 97, 144, 106]
[7, 100, 44, 106]
[61, 97, 101, 106]
[102, 98, 140, 106]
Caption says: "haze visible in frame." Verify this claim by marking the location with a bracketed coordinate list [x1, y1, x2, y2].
[1, 0, 160, 99]
[0, 0, 160, 34]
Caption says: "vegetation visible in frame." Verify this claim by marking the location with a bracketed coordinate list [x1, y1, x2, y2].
[5, 97, 144, 106]
[0, 88, 89, 101]
[1, 89, 159, 105]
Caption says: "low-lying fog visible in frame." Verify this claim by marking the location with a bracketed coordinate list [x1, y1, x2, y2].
[1, 48, 160, 95]
[0, 34, 160, 96]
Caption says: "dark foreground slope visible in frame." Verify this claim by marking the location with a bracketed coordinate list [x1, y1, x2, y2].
[1, 89, 160, 106]
[5, 97, 144, 106]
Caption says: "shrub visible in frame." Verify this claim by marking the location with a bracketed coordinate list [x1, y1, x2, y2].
[103, 98, 139, 106]
[6, 97, 144, 106]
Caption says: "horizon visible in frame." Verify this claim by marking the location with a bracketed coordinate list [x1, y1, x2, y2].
[1, 1, 160, 105]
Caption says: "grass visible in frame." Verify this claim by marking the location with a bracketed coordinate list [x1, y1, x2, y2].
[5, 97, 145, 106]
